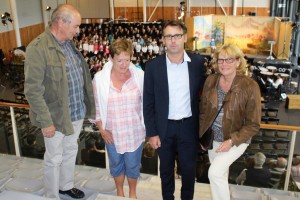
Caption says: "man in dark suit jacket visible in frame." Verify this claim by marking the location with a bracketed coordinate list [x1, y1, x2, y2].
[143, 20, 205, 200]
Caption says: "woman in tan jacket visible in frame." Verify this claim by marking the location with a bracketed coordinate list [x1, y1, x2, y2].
[199, 43, 261, 200]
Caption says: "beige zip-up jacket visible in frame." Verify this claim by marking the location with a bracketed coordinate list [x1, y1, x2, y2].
[24, 27, 95, 135]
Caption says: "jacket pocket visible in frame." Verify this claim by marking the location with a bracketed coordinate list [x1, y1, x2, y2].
[45, 64, 63, 81]
[44, 65, 63, 104]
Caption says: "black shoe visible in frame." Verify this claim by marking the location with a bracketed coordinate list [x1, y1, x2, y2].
[59, 188, 85, 199]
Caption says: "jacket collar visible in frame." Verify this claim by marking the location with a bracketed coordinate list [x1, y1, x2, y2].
[231, 75, 245, 93]
[44, 27, 61, 49]
[212, 74, 245, 92]
[166, 50, 191, 65]
[209, 74, 245, 104]
[44, 27, 76, 53]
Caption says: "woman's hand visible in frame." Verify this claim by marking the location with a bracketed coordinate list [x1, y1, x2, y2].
[216, 139, 232, 153]
[101, 130, 114, 144]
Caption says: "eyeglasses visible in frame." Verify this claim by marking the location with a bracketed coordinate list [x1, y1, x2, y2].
[217, 58, 238, 64]
[163, 34, 184, 40]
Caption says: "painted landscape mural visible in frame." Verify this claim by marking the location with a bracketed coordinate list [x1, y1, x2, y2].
[193, 15, 275, 55]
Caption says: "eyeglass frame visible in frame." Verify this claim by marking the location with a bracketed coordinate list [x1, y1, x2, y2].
[217, 58, 239, 64]
[163, 33, 185, 40]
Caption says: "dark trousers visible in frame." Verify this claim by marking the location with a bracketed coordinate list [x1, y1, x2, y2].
[157, 117, 198, 200]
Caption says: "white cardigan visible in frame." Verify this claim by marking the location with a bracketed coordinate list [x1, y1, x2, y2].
[92, 60, 145, 129]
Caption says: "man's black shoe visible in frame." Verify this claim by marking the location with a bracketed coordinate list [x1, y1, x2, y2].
[59, 188, 85, 199]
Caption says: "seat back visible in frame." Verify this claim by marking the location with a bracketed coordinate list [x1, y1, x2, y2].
[266, 108, 279, 117]
[267, 118, 280, 125]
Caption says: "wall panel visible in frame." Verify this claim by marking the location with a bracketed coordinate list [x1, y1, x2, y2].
[0, 31, 17, 58]
[0, 23, 44, 57]
[111, 6, 270, 22]
[19, 23, 45, 47]
[67, 0, 110, 18]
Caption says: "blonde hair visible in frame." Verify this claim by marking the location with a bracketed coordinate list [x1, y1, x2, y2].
[109, 38, 133, 58]
[213, 43, 247, 76]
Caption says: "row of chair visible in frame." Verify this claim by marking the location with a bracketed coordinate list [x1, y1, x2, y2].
[260, 101, 280, 124]
[247, 129, 290, 156]
[261, 116, 280, 124]
[230, 184, 300, 200]
[262, 107, 279, 117]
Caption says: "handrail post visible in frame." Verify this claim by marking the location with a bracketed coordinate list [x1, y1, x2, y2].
[10, 106, 21, 157]
[284, 130, 297, 191]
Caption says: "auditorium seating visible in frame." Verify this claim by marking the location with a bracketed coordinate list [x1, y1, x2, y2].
[246, 128, 291, 157]
[230, 184, 300, 200]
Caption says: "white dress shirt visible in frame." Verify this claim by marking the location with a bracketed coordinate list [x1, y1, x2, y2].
[166, 51, 192, 120]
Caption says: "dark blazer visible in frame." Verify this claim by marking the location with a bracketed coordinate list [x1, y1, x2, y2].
[244, 168, 271, 188]
[143, 53, 205, 142]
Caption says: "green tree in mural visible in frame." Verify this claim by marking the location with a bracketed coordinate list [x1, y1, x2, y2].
[212, 21, 224, 46]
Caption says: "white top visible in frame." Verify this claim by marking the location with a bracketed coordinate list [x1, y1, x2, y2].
[135, 44, 141, 52]
[142, 46, 148, 53]
[91, 60, 145, 130]
[153, 45, 159, 54]
[88, 44, 94, 52]
[147, 44, 153, 53]
[83, 43, 89, 51]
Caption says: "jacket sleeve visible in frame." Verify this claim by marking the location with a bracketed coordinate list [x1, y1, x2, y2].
[231, 81, 261, 146]
[143, 62, 157, 137]
[199, 78, 209, 137]
[89, 76, 102, 123]
[24, 44, 53, 128]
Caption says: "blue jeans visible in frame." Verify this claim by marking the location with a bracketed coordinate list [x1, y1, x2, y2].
[106, 142, 144, 178]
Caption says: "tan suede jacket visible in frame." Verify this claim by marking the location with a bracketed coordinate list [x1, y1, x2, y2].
[199, 74, 261, 146]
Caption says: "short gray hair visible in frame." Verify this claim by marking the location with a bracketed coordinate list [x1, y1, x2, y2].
[254, 152, 266, 167]
[49, 4, 78, 27]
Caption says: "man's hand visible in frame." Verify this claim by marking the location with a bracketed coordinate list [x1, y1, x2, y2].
[148, 136, 161, 149]
[42, 125, 56, 138]
[101, 130, 114, 144]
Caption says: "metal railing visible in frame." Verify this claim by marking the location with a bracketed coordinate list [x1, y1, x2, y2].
[1, 101, 300, 190]
[260, 123, 300, 191]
